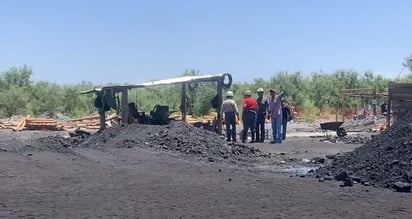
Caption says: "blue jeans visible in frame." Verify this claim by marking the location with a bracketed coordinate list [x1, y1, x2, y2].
[271, 116, 283, 143]
[242, 111, 256, 142]
[255, 113, 266, 142]
[224, 112, 236, 141]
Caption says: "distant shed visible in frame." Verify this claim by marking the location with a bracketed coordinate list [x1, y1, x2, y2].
[387, 82, 412, 126]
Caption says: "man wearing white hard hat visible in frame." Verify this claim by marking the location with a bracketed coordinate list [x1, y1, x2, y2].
[220, 91, 240, 142]
[255, 88, 269, 142]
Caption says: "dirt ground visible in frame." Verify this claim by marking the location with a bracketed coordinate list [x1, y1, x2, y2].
[1, 122, 412, 218]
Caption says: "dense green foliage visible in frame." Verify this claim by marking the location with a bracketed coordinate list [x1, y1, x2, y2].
[1, 62, 411, 119]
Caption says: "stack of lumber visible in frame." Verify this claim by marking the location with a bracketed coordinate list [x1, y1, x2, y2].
[9, 116, 62, 131]
[0, 121, 17, 129]
[64, 115, 101, 129]
[170, 112, 219, 124]
[64, 114, 119, 130]
[0, 114, 120, 132]
[25, 118, 63, 131]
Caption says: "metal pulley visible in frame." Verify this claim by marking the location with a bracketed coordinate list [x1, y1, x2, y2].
[188, 80, 198, 93]
[220, 73, 232, 89]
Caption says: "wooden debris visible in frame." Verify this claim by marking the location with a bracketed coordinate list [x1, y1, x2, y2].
[13, 116, 30, 131]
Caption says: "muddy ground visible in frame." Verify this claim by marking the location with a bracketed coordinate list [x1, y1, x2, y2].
[1, 122, 412, 218]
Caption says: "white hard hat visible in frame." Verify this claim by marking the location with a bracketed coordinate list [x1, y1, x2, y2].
[243, 90, 251, 96]
[226, 91, 234, 97]
[257, 88, 264, 93]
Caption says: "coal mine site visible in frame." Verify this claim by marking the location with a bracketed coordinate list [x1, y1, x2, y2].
[1, 119, 412, 218]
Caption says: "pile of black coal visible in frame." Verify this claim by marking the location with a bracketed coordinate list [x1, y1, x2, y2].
[313, 113, 412, 191]
[78, 121, 266, 162]
[325, 135, 371, 144]
[147, 121, 266, 161]
[22, 135, 82, 154]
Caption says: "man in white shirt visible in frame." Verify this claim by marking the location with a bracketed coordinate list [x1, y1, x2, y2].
[220, 91, 240, 142]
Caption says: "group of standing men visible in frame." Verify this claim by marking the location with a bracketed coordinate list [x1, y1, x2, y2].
[220, 88, 293, 144]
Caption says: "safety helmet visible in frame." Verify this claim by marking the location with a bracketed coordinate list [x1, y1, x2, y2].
[226, 91, 234, 97]
[243, 90, 251, 96]
[257, 88, 264, 93]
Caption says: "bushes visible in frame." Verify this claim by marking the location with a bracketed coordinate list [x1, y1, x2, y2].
[0, 65, 399, 120]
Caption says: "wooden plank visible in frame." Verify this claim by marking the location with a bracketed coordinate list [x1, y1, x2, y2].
[390, 87, 412, 92]
[391, 101, 412, 108]
[26, 121, 57, 124]
[26, 118, 56, 122]
[389, 93, 412, 100]
[70, 115, 100, 122]
[341, 88, 373, 92]
[13, 116, 30, 131]
[388, 83, 412, 104]
[389, 82, 412, 90]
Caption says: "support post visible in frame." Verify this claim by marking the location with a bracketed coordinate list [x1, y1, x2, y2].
[121, 88, 129, 124]
[99, 109, 106, 130]
[373, 89, 377, 116]
[181, 83, 187, 122]
[98, 91, 106, 130]
[216, 81, 223, 135]
[386, 93, 391, 128]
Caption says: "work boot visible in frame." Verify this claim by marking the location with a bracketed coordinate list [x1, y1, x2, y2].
[241, 130, 246, 143]
[251, 132, 256, 143]
[249, 136, 255, 143]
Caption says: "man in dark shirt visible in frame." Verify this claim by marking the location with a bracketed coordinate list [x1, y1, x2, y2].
[380, 102, 388, 115]
[281, 100, 292, 140]
[242, 91, 258, 143]
[255, 88, 269, 142]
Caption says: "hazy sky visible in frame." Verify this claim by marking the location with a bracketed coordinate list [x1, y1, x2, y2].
[1, 0, 411, 85]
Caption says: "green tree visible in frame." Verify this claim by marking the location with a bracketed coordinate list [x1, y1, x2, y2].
[402, 55, 412, 73]
[3, 65, 33, 88]
[308, 71, 333, 110]
[0, 85, 29, 117]
[270, 71, 308, 106]
[29, 81, 64, 117]
[192, 82, 216, 116]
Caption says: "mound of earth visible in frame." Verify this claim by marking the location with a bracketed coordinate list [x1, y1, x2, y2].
[26, 121, 267, 163]
[323, 135, 371, 144]
[21, 135, 83, 154]
[314, 113, 412, 188]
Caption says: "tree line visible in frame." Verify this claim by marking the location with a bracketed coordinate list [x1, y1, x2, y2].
[1, 57, 412, 120]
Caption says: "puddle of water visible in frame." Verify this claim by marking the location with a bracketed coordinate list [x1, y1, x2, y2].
[278, 166, 318, 175]
[256, 165, 318, 175]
